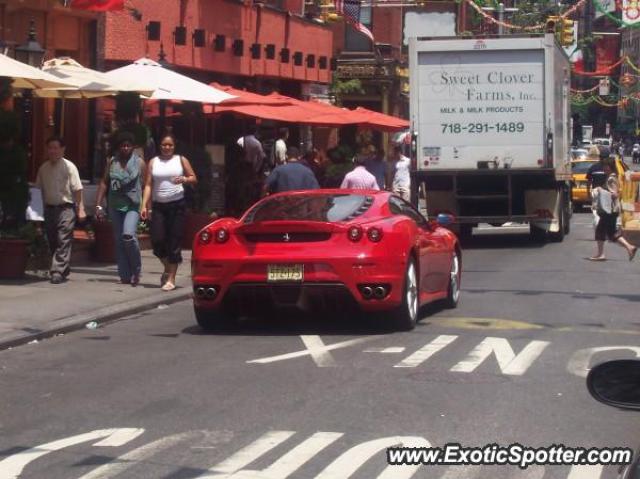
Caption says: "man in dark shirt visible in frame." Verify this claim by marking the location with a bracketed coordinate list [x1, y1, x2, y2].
[264, 147, 320, 194]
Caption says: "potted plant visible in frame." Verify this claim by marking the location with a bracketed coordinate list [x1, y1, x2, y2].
[0, 78, 31, 279]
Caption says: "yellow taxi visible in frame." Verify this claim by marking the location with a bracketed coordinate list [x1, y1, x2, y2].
[571, 156, 628, 210]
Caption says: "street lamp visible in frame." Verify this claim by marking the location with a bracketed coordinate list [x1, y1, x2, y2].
[156, 43, 172, 136]
[14, 19, 45, 173]
[14, 19, 45, 67]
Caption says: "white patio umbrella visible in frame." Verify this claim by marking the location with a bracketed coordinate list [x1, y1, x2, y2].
[36, 57, 155, 134]
[38, 57, 154, 99]
[104, 58, 235, 104]
[0, 52, 75, 89]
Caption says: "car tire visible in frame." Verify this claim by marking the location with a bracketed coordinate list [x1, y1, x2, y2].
[194, 306, 235, 332]
[392, 258, 419, 331]
[444, 252, 461, 309]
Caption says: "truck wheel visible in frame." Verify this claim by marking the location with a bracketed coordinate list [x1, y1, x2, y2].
[194, 307, 235, 332]
[529, 224, 547, 243]
[549, 195, 566, 243]
[392, 259, 419, 331]
[563, 199, 571, 235]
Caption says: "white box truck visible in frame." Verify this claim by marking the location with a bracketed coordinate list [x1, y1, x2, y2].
[409, 34, 572, 241]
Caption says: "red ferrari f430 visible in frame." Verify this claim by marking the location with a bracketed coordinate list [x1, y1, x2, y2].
[191, 190, 461, 331]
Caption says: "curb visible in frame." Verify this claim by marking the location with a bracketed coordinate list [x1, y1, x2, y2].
[0, 289, 192, 351]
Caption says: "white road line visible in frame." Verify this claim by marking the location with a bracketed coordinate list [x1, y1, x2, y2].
[300, 336, 338, 367]
[515, 465, 546, 479]
[450, 337, 549, 375]
[234, 432, 344, 479]
[440, 466, 480, 479]
[567, 346, 640, 378]
[247, 336, 378, 365]
[92, 428, 145, 447]
[394, 335, 458, 368]
[0, 428, 144, 479]
[201, 430, 295, 478]
[566, 465, 603, 479]
[364, 347, 406, 354]
[77, 431, 199, 479]
[316, 436, 430, 479]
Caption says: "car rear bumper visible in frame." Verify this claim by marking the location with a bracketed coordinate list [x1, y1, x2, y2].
[192, 257, 407, 313]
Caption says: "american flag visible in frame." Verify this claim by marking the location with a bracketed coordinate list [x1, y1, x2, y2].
[335, 0, 374, 42]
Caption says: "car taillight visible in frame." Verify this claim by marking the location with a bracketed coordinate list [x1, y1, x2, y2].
[367, 226, 383, 242]
[199, 229, 212, 244]
[215, 228, 229, 243]
[348, 226, 363, 242]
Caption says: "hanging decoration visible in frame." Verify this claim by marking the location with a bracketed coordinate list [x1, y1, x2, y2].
[464, 0, 586, 31]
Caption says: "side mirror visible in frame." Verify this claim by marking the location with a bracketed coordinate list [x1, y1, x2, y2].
[436, 213, 454, 226]
[587, 359, 640, 410]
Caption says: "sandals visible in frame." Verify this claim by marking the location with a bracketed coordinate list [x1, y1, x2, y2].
[161, 282, 176, 292]
[160, 272, 169, 287]
[588, 256, 606, 261]
[630, 247, 638, 262]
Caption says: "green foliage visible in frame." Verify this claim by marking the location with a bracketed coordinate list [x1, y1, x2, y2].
[176, 142, 213, 213]
[509, 0, 557, 30]
[330, 74, 364, 105]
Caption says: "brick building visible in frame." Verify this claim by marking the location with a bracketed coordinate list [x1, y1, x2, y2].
[329, 1, 461, 153]
[0, 0, 98, 180]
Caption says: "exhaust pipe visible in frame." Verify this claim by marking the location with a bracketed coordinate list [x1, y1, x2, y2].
[361, 286, 373, 299]
[205, 287, 217, 299]
[373, 286, 387, 299]
[195, 287, 206, 298]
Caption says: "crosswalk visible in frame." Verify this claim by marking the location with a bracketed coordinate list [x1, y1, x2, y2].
[0, 428, 615, 479]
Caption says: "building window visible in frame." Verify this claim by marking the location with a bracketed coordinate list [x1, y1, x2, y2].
[344, 5, 372, 52]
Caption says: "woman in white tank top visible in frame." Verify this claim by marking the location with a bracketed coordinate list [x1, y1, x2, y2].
[141, 134, 197, 291]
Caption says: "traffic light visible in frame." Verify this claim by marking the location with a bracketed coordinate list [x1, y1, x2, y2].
[560, 18, 575, 47]
[545, 16, 559, 34]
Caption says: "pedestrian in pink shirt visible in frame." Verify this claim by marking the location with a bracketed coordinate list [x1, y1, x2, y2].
[340, 156, 380, 190]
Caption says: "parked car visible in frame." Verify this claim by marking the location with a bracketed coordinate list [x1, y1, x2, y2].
[571, 148, 589, 161]
[587, 359, 640, 478]
[593, 137, 612, 147]
[191, 190, 462, 331]
[571, 157, 628, 211]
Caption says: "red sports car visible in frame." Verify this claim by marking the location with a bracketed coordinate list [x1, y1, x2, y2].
[191, 189, 461, 331]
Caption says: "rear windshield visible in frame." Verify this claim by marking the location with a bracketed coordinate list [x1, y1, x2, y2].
[245, 194, 374, 223]
[572, 161, 596, 174]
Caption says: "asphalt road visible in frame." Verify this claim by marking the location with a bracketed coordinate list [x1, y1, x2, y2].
[2, 213, 640, 479]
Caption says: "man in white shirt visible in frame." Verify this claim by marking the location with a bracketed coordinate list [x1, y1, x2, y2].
[388, 145, 411, 201]
[341, 156, 379, 190]
[35, 136, 86, 284]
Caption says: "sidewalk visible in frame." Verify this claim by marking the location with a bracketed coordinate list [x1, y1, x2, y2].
[0, 249, 192, 349]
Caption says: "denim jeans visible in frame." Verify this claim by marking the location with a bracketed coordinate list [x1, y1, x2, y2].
[109, 207, 141, 281]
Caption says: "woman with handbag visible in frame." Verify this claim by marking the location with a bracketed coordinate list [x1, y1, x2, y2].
[141, 134, 197, 291]
[590, 160, 637, 261]
[95, 132, 146, 285]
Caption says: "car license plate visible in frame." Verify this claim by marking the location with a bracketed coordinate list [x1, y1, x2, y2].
[267, 264, 304, 282]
